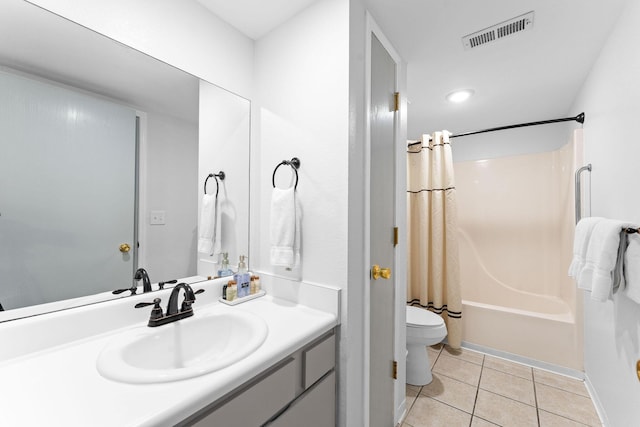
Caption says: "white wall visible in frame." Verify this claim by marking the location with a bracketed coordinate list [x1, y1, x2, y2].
[252, 0, 356, 425]
[27, 0, 253, 98]
[571, 0, 640, 424]
[142, 111, 198, 280]
[253, 0, 350, 283]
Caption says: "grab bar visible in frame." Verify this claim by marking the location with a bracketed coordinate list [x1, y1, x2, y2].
[575, 164, 592, 224]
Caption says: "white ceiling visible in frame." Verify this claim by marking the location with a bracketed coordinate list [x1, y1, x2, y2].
[198, 0, 628, 140]
[195, 0, 319, 40]
[365, 0, 628, 139]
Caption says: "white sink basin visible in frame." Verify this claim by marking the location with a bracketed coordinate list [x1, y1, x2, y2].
[96, 310, 268, 384]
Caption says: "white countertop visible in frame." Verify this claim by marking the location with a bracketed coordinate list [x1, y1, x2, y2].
[0, 287, 338, 426]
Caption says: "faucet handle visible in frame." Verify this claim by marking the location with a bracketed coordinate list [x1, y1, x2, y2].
[112, 286, 137, 295]
[158, 279, 178, 290]
[135, 298, 163, 321]
[181, 289, 205, 311]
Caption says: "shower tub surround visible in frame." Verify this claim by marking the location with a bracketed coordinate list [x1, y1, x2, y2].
[455, 138, 583, 371]
[0, 276, 339, 426]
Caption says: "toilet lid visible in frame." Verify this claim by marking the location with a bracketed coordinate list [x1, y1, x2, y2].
[406, 306, 444, 327]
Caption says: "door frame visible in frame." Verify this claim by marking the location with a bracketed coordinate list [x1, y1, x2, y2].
[364, 12, 408, 426]
[136, 110, 148, 272]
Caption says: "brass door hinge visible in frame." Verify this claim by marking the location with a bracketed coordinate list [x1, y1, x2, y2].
[393, 227, 398, 247]
[394, 92, 400, 112]
[392, 360, 398, 379]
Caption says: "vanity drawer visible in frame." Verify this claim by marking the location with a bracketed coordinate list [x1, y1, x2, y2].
[266, 371, 335, 427]
[303, 333, 335, 389]
[191, 359, 297, 427]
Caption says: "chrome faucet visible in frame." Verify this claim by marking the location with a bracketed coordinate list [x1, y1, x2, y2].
[134, 268, 152, 293]
[135, 283, 205, 327]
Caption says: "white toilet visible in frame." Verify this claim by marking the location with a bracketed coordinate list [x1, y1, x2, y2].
[406, 305, 448, 386]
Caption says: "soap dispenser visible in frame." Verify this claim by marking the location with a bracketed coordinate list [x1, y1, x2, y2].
[217, 252, 234, 277]
[234, 255, 250, 298]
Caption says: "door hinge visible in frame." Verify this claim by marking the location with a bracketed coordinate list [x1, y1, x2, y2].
[392, 360, 398, 379]
[394, 92, 400, 112]
[393, 227, 398, 247]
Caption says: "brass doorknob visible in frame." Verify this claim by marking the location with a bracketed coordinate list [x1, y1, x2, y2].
[119, 243, 131, 253]
[371, 264, 392, 280]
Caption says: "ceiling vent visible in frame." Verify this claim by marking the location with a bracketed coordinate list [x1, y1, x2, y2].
[462, 11, 534, 50]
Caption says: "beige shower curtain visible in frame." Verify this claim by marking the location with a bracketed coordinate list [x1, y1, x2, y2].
[407, 131, 462, 349]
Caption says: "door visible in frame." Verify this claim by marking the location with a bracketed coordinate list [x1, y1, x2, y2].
[369, 34, 397, 426]
[0, 70, 136, 309]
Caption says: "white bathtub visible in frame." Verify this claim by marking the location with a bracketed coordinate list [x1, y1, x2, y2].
[455, 137, 583, 370]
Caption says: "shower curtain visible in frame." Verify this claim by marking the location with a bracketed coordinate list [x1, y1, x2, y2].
[407, 131, 462, 348]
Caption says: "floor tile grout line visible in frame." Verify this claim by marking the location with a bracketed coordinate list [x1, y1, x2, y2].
[530, 367, 540, 427]
[431, 369, 481, 389]
[537, 409, 593, 427]
[477, 384, 538, 409]
[534, 380, 592, 399]
[469, 355, 485, 426]
[421, 395, 475, 416]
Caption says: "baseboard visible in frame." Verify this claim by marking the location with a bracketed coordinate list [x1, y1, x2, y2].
[460, 340, 584, 380]
[584, 373, 609, 426]
[395, 399, 407, 427]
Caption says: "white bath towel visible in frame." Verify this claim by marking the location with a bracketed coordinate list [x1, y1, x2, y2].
[197, 194, 221, 255]
[568, 217, 603, 281]
[270, 187, 301, 269]
[624, 235, 640, 304]
[579, 219, 633, 301]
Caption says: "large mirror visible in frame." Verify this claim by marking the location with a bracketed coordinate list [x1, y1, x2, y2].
[0, 0, 250, 321]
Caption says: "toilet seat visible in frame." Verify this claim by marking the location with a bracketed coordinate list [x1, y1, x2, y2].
[406, 306, 444, 328]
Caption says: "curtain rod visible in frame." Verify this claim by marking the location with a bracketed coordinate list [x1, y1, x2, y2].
[407, 112, 585, 147]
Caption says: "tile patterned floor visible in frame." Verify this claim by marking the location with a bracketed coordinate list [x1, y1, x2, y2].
[402, 344, 602, 427]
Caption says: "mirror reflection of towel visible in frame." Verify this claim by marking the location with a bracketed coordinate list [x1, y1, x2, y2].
[198, 194, 221, 255]
[270, 187, 301, 269]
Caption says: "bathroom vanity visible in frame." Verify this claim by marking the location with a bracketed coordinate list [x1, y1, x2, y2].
[0, 276, 339, 426]
[181, 330, 336, 426]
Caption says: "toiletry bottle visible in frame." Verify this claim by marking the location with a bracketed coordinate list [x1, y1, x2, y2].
[222, 282, 228, 300]
[254, 275, 261, 293]
[250, 275, 256, 295]
[218, 252, 234, 277]
[226, 280, 237, 301]
[234, 255, 250, 298]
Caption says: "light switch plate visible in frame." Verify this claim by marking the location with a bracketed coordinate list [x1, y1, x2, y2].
[150, 210, 165, 225]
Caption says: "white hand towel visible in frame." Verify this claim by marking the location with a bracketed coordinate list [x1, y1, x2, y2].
[579, 219, 633, 301]
[624, 235, 640, 304]
[568, 217, 603, 279]
[197, 194, 221, 255]
[270, 187, 301, 269]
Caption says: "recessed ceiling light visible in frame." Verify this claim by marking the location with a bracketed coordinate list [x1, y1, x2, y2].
[446, 89, 474, 103]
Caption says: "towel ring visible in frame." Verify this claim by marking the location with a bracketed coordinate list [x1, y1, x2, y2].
[204, 171, 225, 197]
[272, 157, 301, 190]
